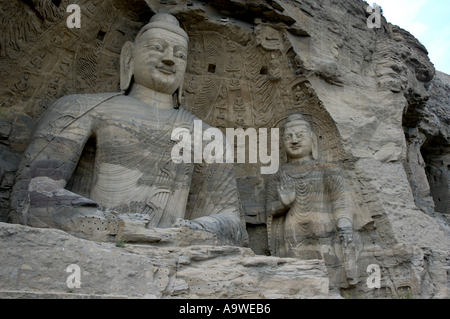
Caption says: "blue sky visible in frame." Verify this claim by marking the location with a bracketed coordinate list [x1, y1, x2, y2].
[373, 0, 450, 75]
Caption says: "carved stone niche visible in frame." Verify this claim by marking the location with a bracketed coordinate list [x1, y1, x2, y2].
[272, 80, 346, 165]
[263, 87, 378, 290]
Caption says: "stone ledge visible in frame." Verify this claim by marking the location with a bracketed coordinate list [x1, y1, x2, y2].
[0, 222, 330, 299]
[0, 290, 129, 299]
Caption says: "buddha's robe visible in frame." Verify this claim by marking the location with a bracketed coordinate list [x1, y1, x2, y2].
[11, 92, 247, 246]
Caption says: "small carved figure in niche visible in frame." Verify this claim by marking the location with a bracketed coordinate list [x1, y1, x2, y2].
[30, 51, 46, 69]
[226, 38, 237, 52]
[229, 77, 241, 91]
[218, 86, 227, 100]
[280, 86, 292, 110]
[14, 73, 30, 92]
[51, 32, 65, 48]
[233, 92, 245, 111]
[191, 54, 202, 74]
[266, 114, 354, 283]
[268, 52, 281, 80]
[216, 112, 227, 128]
[226, 53, 240, 72]
[235, 114, 245, 127]
[186, 75, 199, 93]
[294, 85, 306, 103]
[216, 95, 227, 110]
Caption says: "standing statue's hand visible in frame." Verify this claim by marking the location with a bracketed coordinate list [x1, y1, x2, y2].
[277, 181, 296, 208]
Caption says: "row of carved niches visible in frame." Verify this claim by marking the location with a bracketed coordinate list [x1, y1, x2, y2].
[0, 0, 151, 122]
[182, 28, 345, 163]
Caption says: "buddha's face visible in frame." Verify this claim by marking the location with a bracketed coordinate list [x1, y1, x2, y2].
[283, 122, 313, 159]
[133, 27, 188, 94]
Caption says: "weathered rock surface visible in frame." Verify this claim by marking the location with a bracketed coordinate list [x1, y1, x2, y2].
[0, 222, 330, 299]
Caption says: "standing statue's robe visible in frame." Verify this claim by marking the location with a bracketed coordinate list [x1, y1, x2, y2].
[266, 160, 374, 287]
[266, 161, 352, 259]
[11, 92, 247, 246]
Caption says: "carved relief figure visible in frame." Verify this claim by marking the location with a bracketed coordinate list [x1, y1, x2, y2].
[51, 32, 65, 48]
[226, 38, 237, 52]
[233, 92, 245, 111]
[30, 51, 46, 69]
[10, 14, 246, 246]
[226, 53, 240, 72]
[266, 114, 354, 281]
[186, 75, 199, 93]
[268, 52, 281, 80]
[191, 54, 202, 74]
[235, 114, 245, 127]
[229, 77, 241, 91]
[14, 73, 30, 92]
[294, 85, 306, 103]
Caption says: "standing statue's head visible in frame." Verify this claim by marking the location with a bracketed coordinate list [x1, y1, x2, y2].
[283, 114, 319, 162]
[120, 13, 189, 106]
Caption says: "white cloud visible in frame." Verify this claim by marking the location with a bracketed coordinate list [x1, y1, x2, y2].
[373, 0, 430, 33]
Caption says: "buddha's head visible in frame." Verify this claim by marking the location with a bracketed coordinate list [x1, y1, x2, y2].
[120, 13, 189, 105]
[283, 114, 318, 161]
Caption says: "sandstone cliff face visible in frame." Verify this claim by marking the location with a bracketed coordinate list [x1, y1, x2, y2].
[1, 0, 450, 298]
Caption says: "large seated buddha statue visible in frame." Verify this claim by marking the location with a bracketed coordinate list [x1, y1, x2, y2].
[10, 13, 247, 246]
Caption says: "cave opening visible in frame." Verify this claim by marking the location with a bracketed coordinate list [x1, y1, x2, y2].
[420, 135, 450, 216]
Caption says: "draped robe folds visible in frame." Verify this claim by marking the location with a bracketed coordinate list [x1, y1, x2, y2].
[10, 92, 247, 246]
[266, 161, 353, 259]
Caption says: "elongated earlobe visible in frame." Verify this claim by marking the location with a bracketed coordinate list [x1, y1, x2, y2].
[173, 83, 184, 109]
[311, 131, 319, 160]
[120, 41, 134, 92]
